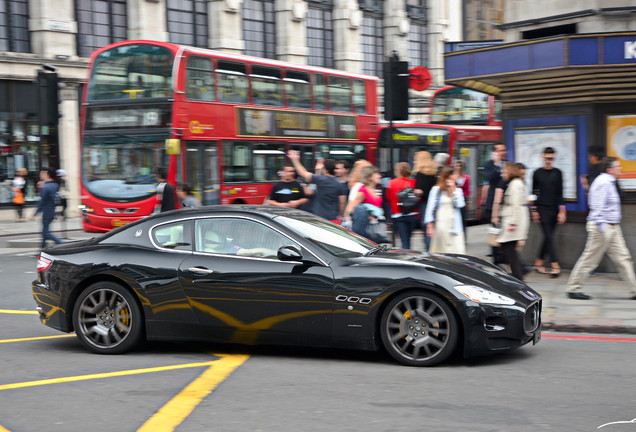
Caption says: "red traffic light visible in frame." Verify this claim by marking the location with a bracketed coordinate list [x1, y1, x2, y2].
[409, 66, 431, 91]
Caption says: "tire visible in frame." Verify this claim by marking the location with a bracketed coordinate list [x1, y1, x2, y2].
[380, 291, 458, 366]
[72, 282, 144, 354]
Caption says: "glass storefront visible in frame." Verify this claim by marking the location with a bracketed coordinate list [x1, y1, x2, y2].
[0, 80, 58, 206]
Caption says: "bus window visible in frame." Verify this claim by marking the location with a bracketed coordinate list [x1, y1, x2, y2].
[217, 60, 248, 103]
[253, 143, 286, 182]
[186, 56, 215, 101]
[313, 73, 327, 111]
[327, 143, 367, 163]
[329, 76, 351, 113]
[353, 79, 366, 114]
[284, 70, 311, 109]
[223, 142, 252, 182]
[251, 65, 282, 107]
[88, 44, 173, 100]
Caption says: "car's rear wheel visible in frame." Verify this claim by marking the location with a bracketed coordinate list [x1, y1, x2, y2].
[380, 291, 458, 366]
[72, 282, 143, 354]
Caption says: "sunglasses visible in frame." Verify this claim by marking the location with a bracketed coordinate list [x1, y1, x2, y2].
[544, 156, 554, 161]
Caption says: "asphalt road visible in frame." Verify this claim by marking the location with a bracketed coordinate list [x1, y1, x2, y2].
[1, 253, 636, 432]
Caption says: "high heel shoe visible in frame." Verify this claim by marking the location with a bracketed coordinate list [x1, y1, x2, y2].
[549, 267, 561, 278]
[534, 265, 548, 274]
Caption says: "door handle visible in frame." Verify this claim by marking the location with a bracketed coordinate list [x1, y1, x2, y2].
[188, 267, 214, 275]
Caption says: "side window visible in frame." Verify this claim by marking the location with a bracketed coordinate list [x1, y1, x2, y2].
[313, 73, 327, 111]
[253, 143, 286, 182]
[152, 221, 191, 251]
[329, 76, 352, 113]
[353, 79, 366, 114]
[186, 56, 215, 101]
[195, 218, 300, 259]
[217, 60, 248, 103]
[222, 141, 252, 182]
[284, 70, 311, 109]
[251, 65, 282, 107]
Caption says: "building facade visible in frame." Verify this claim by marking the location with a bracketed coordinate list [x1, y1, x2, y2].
[0, 0, 470, 216]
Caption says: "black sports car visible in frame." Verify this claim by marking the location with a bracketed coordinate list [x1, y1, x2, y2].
[33, 206, 541, 366]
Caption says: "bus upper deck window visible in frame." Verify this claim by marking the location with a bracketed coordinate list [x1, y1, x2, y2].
[186, 56, 215, 102]
[329, 76, 352, 113]
[313, 73, 327, 111]
[251, 66, 282, 107]
[217, 61, 248, 104]
[353, 79, 366, 114]
[284, 70, 311, 109]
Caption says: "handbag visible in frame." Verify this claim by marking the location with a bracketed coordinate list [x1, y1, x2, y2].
[397, 186, 419, 214]
[12, 189, 25, 205]
[366, 219, 389, 243]
[486, 225, 501, 247]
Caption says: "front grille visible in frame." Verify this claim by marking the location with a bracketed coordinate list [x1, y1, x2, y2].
[524, 301, 541, 332]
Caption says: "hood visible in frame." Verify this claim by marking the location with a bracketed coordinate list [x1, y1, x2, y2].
[349, 250, 528, 293]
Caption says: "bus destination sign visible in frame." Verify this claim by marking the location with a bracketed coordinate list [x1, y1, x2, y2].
[87, 106, 171, 130]
[237, 107, 357, 140]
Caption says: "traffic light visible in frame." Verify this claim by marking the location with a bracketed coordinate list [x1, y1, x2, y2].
[38, 68, 63, 126]
[383, 53, 409, 121]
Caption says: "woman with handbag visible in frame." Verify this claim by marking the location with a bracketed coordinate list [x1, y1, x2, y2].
[386, 162, 417, 249]
[344, 165, 387, 243]
[11, 167, 27, 222]
[496, 162, 530, 280]
[424, 166, 466, 254]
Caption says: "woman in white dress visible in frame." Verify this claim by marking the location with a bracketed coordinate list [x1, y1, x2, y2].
[424, 165, 466, 254]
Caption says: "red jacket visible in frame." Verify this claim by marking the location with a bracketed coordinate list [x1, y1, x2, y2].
[386, 177, 417, 216]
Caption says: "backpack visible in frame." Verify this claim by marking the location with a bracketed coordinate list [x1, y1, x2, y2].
[397, 186, 419, 214]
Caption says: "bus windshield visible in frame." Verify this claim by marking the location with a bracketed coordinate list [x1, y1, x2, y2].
[88, 44, 173, 100]
[82, 135, 167, 201]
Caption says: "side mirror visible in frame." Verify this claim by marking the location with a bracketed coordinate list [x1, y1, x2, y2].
[277, 245, 303, 261]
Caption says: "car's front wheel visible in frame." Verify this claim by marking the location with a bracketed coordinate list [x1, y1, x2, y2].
[380, 291, 458, 366]
[72, 282, 143, 354]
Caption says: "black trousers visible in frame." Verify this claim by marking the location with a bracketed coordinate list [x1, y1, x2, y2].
[537, 205, 559, 264]
[500, 240, 523, 280]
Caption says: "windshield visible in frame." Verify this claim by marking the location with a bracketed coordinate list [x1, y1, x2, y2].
[82, 135, 168, 201]
[276, 214, 376, 257]
[89, 44, 173, 100]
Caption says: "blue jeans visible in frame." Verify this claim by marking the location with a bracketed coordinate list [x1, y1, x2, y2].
[41, 216, 64, 249]
[393, 214, 417, 250]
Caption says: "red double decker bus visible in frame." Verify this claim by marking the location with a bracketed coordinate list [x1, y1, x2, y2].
[378, 86, 501, 221]
[78, 40, 379, 232]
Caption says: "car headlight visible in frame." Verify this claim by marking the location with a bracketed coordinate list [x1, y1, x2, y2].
[455, 285, 516, 305]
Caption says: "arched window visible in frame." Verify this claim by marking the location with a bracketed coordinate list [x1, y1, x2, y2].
[167, 0, 209, 48]
[306, 0, 334, 69]
[243, 0, 276, 59]
[75, 0, 127, 58]
[0, 0, 30, 52]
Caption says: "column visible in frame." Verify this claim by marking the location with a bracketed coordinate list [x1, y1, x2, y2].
[127, 0, 169, 41]
[28, 0, 76, 57]
[333, 0, 363, 73]
[275, 0, 308, 64]
[209, 0, 246, 52]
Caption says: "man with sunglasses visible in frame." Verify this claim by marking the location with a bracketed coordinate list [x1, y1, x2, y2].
[530, 147, 566, 277]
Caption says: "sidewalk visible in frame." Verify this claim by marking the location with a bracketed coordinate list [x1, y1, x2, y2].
[1, 208, 634, 334]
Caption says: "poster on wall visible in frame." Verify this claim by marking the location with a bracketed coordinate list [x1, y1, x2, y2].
[607, 115, 636, 190]
[514, 127, 577, 201]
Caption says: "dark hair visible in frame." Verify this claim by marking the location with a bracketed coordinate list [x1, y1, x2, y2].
[180, 183, 194, 196]
[156, 167, 168, 180]
[543, 147, 555, 155]
[515, 162, 526, 170]
[600, 156, 617, 173]
[589, 145, 604, 159]
[336, 159, 351, 170]
[42, 167, 57, 180]
[323, 159, 337, 176]
[436, 165, 454, 188]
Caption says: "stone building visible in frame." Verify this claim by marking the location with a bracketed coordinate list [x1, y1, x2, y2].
[0, 0, 475, 215]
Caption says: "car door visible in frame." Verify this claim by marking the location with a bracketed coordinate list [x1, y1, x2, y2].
[178, 216, 335, 346]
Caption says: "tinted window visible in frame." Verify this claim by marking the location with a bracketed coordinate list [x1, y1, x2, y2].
[153, 221, 191, 251]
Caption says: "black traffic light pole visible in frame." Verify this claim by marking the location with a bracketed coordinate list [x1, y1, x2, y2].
[383, 51, 410, 174]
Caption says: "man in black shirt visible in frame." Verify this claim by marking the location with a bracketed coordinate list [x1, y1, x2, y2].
[266, 165, 308, 208]
[530, 147, 566, 277]
[580, 145, 604, 192]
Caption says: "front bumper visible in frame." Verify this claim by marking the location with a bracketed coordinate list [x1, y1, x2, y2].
[461, 299, 542, 358]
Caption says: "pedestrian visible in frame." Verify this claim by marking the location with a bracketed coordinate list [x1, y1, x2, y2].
[566, 157, 636, 300]
[530, 146, 566, 277]
[580, 145, 604, 192]
[386, 162, 417, 249]
[266, 165, 308, 209]
[496, 162, 530, 280]
[424, 165, 466, 254]
[347, 159, 372, 202]
[454, 160, 471, 241]
[30, 167, 64, 249]
[413, 151, 437, 251]
[287, 150, 347, 224]
[154, 167, 177, 212]
[177, 183, 202, 208]
[11, 167, 27, 222]
[482, 142, 507, 262]
[335, 159, 351, 188]
[344, 165, 386, 241]
[56, 169, 68, 220]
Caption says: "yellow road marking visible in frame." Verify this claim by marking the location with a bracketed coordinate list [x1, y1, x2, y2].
[0, 310, 38, 315]
[0, 360, 224, 391]
[0, 334, 75, 344]
[0, 424, 10, 432]
[138, 353, 249, 432]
